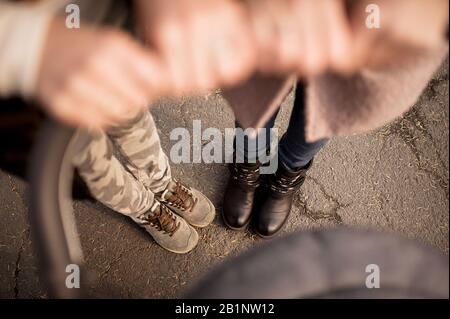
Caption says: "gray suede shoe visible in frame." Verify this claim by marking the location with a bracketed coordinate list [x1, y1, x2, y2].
[158, 179, 215, 228]
[134, 201, 198, 254]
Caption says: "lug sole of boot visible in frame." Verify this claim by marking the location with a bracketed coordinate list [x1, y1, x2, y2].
[252, 210, 291, 239]
[253, 224, 285, 239]
[254, 229, 280, 239]
[221, 209, 252, 232]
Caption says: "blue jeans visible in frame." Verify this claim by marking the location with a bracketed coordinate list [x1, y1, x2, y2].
[235, 83, 328, 170]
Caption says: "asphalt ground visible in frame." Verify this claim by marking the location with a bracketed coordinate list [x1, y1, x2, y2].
[0, 58, 448, 298]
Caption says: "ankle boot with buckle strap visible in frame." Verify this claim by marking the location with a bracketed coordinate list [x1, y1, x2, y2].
[254, 160, 312, 238]
[222, 161, 261, 230]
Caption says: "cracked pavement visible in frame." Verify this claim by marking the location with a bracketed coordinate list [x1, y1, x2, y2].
[0, 58, 448, 298]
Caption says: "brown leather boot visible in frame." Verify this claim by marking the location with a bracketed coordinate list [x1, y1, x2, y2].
[222, 161, 260, 230]
[254, 160, 312, 238]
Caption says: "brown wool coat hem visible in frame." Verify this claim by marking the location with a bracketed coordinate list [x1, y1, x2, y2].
[224, 45, 448, 142]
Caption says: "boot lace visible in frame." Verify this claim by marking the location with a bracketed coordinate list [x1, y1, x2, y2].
[139, 202, 180, 236]
[162, 180, 198, 213]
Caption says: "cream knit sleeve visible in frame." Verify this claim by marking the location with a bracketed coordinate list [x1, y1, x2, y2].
[0, 0, 70, 98]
